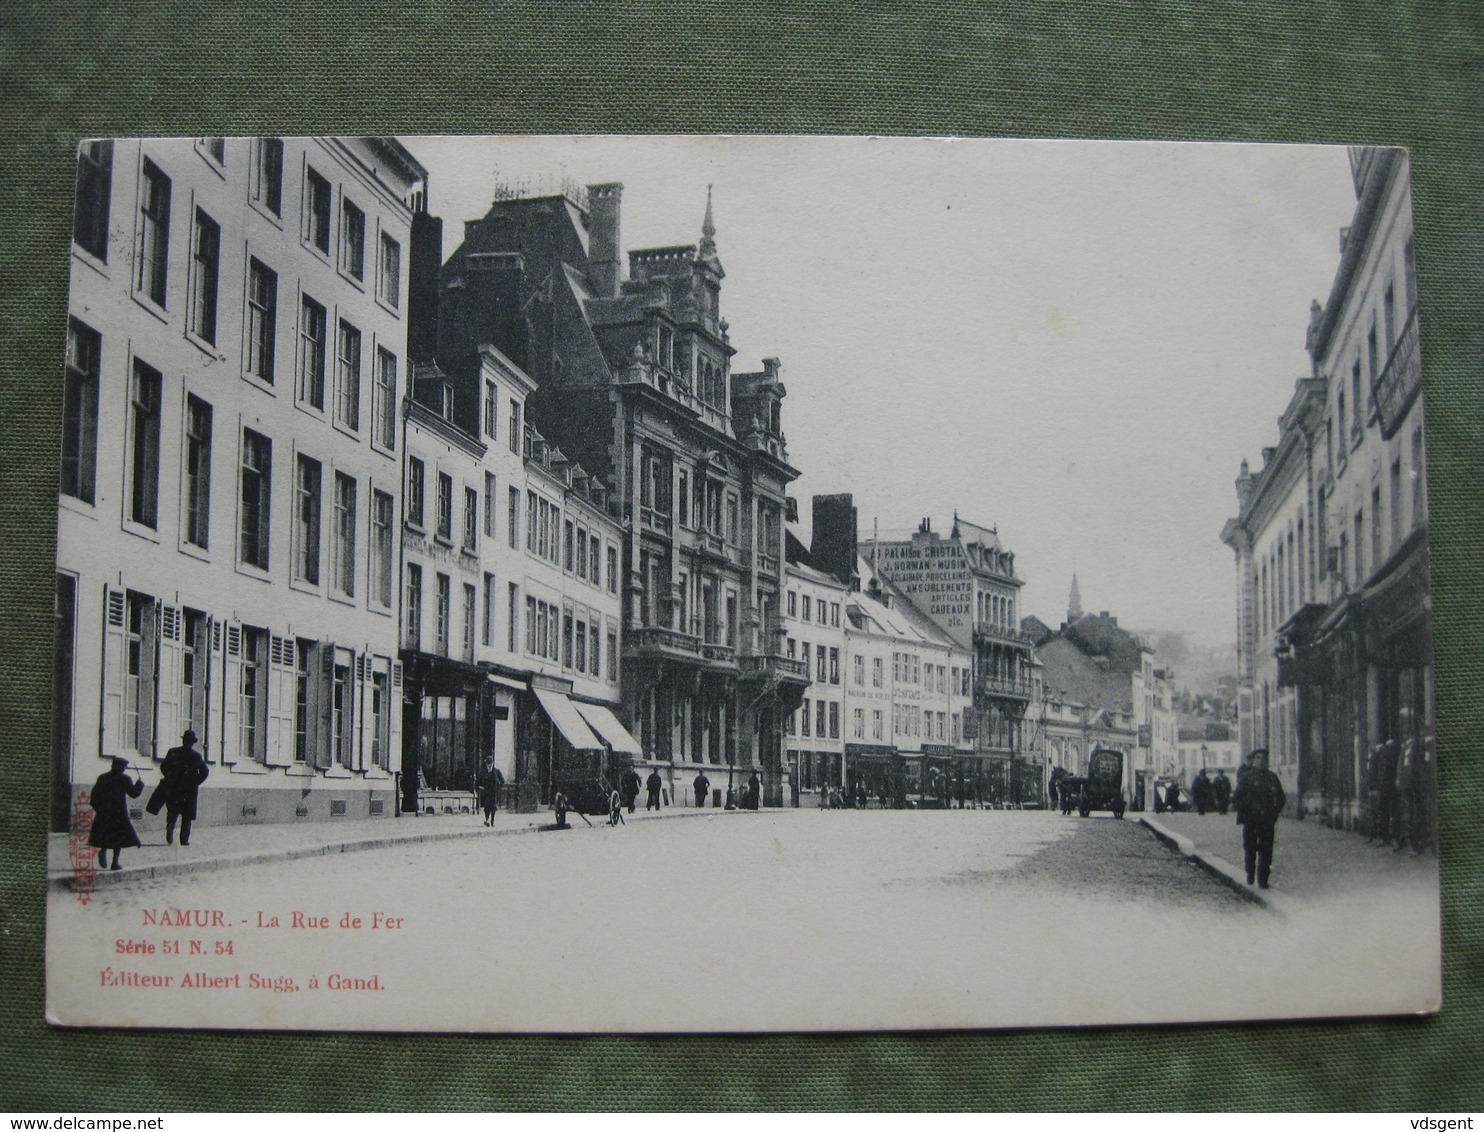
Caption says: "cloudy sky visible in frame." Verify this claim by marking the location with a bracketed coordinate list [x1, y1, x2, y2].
[404, 135, 1360, 649]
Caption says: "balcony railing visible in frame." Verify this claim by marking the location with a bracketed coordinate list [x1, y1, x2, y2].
[1373, 307, 1421, 440]
[698, 642, 737, 667]
[973, 622, 1035, 647]
[978, 676, 1036, 701]
[757, 552, 780, 576]
[740, 654, 811, 683]
[626, 625, 701, 657]
[639, 506, 672, 536]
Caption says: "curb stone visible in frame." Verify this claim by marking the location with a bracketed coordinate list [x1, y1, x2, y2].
[51, 805, 740, 893]
[1138, 815, 1293, 914]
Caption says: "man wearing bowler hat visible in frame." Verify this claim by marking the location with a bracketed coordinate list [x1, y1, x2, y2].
[149, 729, 210, 846]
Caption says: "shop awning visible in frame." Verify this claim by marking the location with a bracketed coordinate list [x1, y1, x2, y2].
[573, 702, 644, 757]
[486, 673, 526, 691]
[532, 686, 603, 750]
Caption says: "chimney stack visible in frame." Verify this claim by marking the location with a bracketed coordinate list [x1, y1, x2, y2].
[811, 494, 859, 591]
[586, 182, 623, 299]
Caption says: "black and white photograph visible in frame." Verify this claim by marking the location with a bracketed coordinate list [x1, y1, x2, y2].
[46, 134, 1440, 1032]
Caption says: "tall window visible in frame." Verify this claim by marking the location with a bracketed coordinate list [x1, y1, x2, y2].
[123, 592, 157, 754]
[332, 472, 356, 598]
[341, 198, 365, 280]
[298, 295, 326, 409]
[189, 208, 220, 343]
[373, 347, 397, 449]
[607, 631, 618, 684]
[406, 457, 424, 528]
[378, 232, 401, 307]
[435, 574, 451, 656]
[128, 360, 161, 529]
[239, 430, 271, 569]
[508, 582, 519, 652]
[73, 140, 112, 260]
[405, 564, 423, 649]
[484, 472, 498, 538]
[436, 472, 453, 541]
[304, 167, 332, 254]
[607, 546, 618, 594]
[239, 627, 267, 762]
[61, 318, 100, 503]
[331, 656, 352, 767]
[250, 137, 283, 217]
[181, 609, 208, 739]
[463, 486, 478, 551]
[294, 454, 321, 585]
[183, 396, 212, 550]
[246, 259, 277, 383]
[137, 159, 171, 306]
[508, 399, 521, 453]
[482, 572, 497, 647]
[371, 489, 394, 608]
[1371, 486, 1383, 568]
[293, 640, 313, 763]
[463, 583, 477, 662]
[1390, 457, 1404, 546]
[1412, 426, 1426, 526]
[508, 485, 519, 548]
[484, 379, 498, 438]
[334, 320, 361, 430]
[370, 668, 390, 769]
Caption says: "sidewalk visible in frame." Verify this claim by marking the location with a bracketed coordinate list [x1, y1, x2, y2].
[1140, 809, 1438, 912]
[49, 800, 727, 893]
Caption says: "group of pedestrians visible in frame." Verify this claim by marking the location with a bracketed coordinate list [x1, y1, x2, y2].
[87, 729, 209, 870]
[1365, 737, 1435, 854]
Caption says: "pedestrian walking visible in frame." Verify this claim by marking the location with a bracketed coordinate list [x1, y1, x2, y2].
[147, 729, 210, 845]
[1163, 779, 1181, 814]
[746, 770, 762, 810]
[645, 768, 663, 811]
[620, 766, 642, 814]
[1191, 769, 1213, 816]
[477, 757, 505, 825]
[1232, 747, 1286, 888]
[693, 771, 710, 808]
[1213, 770, 1232, 815]
[1367, 740, 1399, 846]
[89, 758, 144, 871]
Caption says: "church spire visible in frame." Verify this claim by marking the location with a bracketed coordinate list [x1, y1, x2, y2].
[699, 183, 717, 260]
[1068, 574, 1083, 622]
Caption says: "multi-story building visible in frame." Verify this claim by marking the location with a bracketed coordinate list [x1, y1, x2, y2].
[863, 515, 1037, 803]
[399, 345, 630, 814]
[53, 137, 426, 829]
[1225, 146, 1432, 837]
[1219, 380, 1326, 800]
[433, 182, 806, 807]
[782, 541, 848, 806]
[805, 496, 974, 806]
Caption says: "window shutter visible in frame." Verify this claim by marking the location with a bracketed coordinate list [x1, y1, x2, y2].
[101, 587, 127, 757]
[315, 640, 335, 768]
[139, 599, 158, 759]
[220, 622, 242, 765]
[155, 603, 183, 760]
[388, 661, 403, 771]
[265, 635, 294, 766]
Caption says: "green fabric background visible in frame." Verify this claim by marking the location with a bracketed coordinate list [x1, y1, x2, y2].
[2, 0, 1481, 1111]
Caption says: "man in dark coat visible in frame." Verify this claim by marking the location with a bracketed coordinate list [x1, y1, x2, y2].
[746, 770, 762, 810]
[150, 730, 210, 845]
[1213, 770, 1233, 815]
[1232, 748, 1286, 888]
[1163, 779, 1181, 813]
[620, 766, 643, 814]
[693, 771, 710, 808]
[1191, 769, 1213, 816]
[645, 768, 663, 810]
[90, 758, 144, 870]
[476, 757, 504, 826]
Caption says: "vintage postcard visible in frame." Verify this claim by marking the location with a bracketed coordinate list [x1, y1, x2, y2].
[46, 135, 1440, 1031]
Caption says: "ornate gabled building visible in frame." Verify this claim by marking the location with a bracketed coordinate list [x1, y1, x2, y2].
[862, 515, 1038, 803]
[434, 181, 806, 807]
